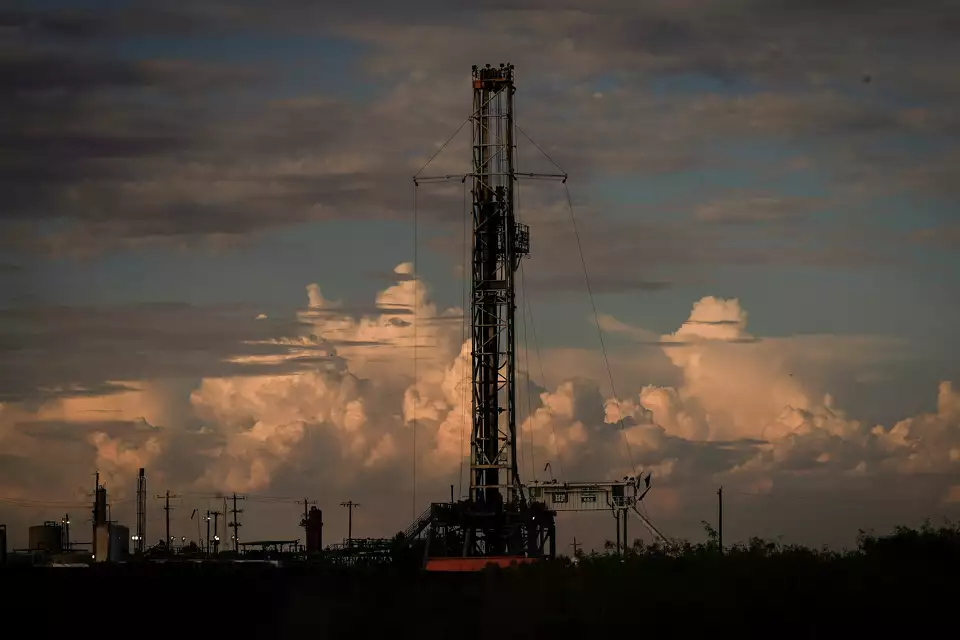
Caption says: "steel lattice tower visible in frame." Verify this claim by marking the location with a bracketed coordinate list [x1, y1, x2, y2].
[402, 63, 557, 565]
[401, 65, 663, 566]
[469, 63, 527, 507]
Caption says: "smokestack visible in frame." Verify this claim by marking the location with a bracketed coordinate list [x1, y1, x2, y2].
[95, 485, 107, 525]
[135, 468, 146, 554]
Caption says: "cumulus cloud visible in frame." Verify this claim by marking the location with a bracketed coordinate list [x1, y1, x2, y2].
[1, 267, 958, 550]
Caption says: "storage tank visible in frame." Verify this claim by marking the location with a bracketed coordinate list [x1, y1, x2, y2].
[0, 524, 7, 564]
[29, 521, 63, 553]
[94, 523, 130, 562]
[109, 524, 130, 561]
[305, 507, 323, 553]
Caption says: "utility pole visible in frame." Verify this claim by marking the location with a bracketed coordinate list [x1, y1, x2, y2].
[229, 493, 245, 552]
[299, 499, 317, 552]
[717, 485, 724, 555]
[155, 490, 179, 552]
[204, 511, 212, 558]
[570, 537, 580, 558]
[339, 501, 360, 548]
[301, 499, 316, 528]
[212, 510, 221, 555]
[61, 513, 71, 551]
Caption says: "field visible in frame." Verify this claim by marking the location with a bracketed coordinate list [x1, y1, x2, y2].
[1, 522, 954, 637]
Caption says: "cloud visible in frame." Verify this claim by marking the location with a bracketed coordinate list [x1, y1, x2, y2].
[694, 192, 825, 225]
[2, 0, 959, 547]
[0, 302, 353, 403]
[912, 224, 960, 251]
[2, 1, 957, 263]
[0, 265, 957, 549]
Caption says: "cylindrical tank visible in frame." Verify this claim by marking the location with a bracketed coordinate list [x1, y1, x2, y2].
[29, 522, 63, 553]
[0, 524, 7, 563]
[109, 524, 130, 561]
[306, 507, 323, 553]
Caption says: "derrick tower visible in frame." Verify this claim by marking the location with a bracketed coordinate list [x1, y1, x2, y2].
[404, 64, 663, 569]
[405, 64, 556, 564]
[469, 62, 526, 507]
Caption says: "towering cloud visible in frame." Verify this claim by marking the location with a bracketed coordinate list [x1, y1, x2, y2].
[0, 266, 957, 548]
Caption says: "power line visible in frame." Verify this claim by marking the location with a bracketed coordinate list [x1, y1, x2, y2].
[0, 496, 88, 508]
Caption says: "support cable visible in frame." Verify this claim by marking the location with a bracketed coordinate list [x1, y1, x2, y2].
[513, 121, 633, 480]
[513, 100, 535, 484]
[519, 265, 536, 482]
[563, 182, 638, 477]
[413, 116, 472, 180]
[458, 177, 468, 501]
[629, 504, 670, 543]
[412, 181, 419, 520]
[520, 266, 563, 481]
[515, 123, 567, 178]
[414, 90, 508, 182]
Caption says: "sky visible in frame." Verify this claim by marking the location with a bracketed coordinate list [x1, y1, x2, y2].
[1, 0, 959, 553]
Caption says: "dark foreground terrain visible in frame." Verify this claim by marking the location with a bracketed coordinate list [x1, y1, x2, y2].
[2, 523, 956, 637]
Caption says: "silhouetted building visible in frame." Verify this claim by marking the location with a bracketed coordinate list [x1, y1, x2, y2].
[306, 507, 323, 553]
[29, 522, 63, 554]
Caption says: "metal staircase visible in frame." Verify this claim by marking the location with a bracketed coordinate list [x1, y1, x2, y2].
[401, 505, 434, 545]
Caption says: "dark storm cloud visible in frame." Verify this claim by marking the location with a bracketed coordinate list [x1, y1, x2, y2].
[1, 0, 957, 255]
[0, 5, 209, 39]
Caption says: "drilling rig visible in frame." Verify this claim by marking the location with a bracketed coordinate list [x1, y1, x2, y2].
[405, 64, 664, 570]
[405, 64, 555, 569]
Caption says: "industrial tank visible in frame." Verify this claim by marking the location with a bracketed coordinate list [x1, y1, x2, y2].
[109, 524, 130, 561]
[94, 523, 130, 562]
[305, 507, 323, 553]
[29, 522, 63, 553]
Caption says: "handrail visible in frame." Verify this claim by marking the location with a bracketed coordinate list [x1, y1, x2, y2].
[402, 505, 434, 541]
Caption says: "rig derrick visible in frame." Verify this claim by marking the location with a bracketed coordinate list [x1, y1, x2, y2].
[404, 64, 663, 571]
